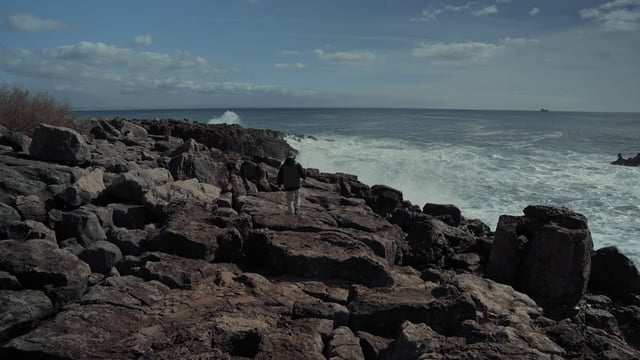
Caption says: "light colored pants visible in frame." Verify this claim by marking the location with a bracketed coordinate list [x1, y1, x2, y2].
[285, 189, 301, 215]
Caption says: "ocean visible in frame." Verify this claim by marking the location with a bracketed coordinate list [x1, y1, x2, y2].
[75, 108, 640, 265]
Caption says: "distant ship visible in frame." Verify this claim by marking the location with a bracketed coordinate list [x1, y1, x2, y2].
[540, 108, 550, 112]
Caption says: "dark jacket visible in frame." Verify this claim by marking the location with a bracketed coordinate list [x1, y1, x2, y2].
[277, 158, 306, 191]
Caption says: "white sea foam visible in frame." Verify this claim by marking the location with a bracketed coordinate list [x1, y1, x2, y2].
[208, 111, 242, 125]
[288, 134, 640, 265]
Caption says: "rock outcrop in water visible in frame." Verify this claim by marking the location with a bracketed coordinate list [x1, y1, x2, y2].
[611, 153, 640, 167]
[1, 118, 639, 359]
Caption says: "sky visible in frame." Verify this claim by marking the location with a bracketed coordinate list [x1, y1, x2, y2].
[0, 0, 639, 112]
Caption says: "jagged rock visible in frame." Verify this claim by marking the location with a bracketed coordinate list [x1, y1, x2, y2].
[0, 271, 21, 290]
[78, 240, 123, 275]
[0, 154, 83, 205]
[423, 203, 462, 227]
[0, 290, 53, 342]
[106, 227, 148, 256]
[152, 121, 295, 159]
[168, 151, 226, 186]
[325, 326, 365, 360]
[389, 321, 449, 360]
[545, 319, 639, 359]
[80, 204, 115, 229]
[486, 205, 593, 311]
[0, 131, 31, 153]
[403, 214, 477, 269]
[169, 137, 209, 155]
[0, 304, 157, 359]
[57, 168, 105, 207]
[240, 161, 271, 191]
[0, 240, 91, 307]
[4, 220, 56, 243]
[248, 229, 395, 287]
[80, 275, 170, 308]
[14, 195, 47, 223]
[589, 246, 640, 301]
[29, 123, 91, 163]
[111, 118, 148, 138]
[146, 204, 226, 261]
[347, 284, 477, 338]
[0, 202, 21, 229]
[143, 178, 221, 219]
[105, 168, 174, 203]
[365, 185, 403, 217]
[60, 238, 84, 256]
[108, 203, 152, 229]
[613, 306, 640, 348]
[585, 308, 620, 336]
[117, 252, 219, 289]
[356, 331, 393, 360]
[292, 300, 349, 327]
[54, 207, 107, 246]
[89, 120, 120, 140]
[611, 152, 640, 167]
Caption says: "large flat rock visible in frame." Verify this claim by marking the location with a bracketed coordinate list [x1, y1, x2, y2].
[248, 229, 395, 287]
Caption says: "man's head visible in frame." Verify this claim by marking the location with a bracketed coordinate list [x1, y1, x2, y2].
[286, 152, 296, 160]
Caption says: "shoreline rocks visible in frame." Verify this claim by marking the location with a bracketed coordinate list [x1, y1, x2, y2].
[0, 118, 639, 359]
[611, 152, 640, 166]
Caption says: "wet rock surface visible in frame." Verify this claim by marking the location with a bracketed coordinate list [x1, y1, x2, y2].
[0, 119, 638, 359]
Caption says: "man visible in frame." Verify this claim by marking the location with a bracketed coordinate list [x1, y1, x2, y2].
[277, 152, 306, 215]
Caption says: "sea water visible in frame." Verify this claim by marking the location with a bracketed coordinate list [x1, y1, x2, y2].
[76, 108, 640, 265]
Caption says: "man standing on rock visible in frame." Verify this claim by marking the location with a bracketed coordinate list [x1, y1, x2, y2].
[277, 152, 306, 215]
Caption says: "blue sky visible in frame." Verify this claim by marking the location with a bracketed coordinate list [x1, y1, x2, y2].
[1, 0, 639, 111]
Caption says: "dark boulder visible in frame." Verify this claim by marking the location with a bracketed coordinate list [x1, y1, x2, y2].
[137, 120, 295, 160]
[403, 214, 477, 270]
[0, 290, 53, 342]
[0, 131, 31, 153]
[0, 240, 91, 307]
[78, 240, 123, 275]
[29, 123, 91, 163]
[54, 207, 107, 246]
[589, 246, 640, 301]
[4, 220, 56, 243]
[423, 203, 462, 227]
[108, 203, 152, 229]
[104, 168, 174, 203]
[0, 202, 21, 230]
[611, 153, 640, 167]
[365, 185, 403, 217]
[486, 205, 593, 312]
[106, 227, 148, 256]
[0, 271, 21, 290]
[14, 195, 47, 223]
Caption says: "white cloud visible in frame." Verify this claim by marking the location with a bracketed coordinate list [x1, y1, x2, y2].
[6, 13, 67, 32]
[313, 49, 379, 62]
[413, 37, 537, 63]
[530, 7, 540, 16]
[41, 41, 214, 72]
[580, 0, 640, 31]
[134, 35, 152, 46]
[413, 42, 501, 62]
[419, 2, 473, 21]
[273, 62, 306, 69]
[473, 5, 499, 16]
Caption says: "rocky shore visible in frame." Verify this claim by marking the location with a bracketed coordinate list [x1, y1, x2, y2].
[1, 118, 639, 359]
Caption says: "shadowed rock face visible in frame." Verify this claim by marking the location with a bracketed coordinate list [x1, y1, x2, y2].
[486, 205, 593, 312]
[0, 118, 638, 359]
